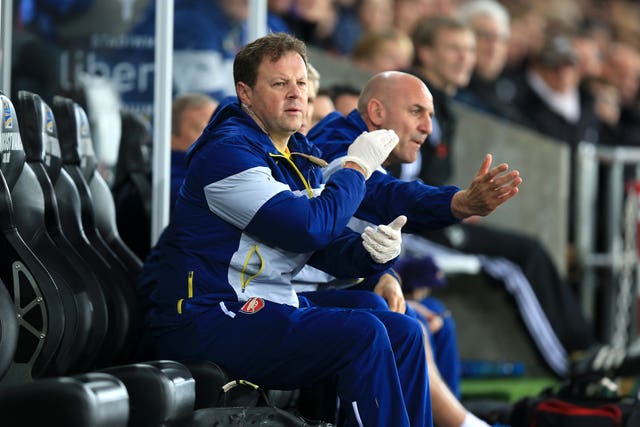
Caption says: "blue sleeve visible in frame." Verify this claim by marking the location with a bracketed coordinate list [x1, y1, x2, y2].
[356, 171, 461, 233]
[197, 140, 368, 254]
[306, 228, 394, 278]
[246, 168, 367, 252]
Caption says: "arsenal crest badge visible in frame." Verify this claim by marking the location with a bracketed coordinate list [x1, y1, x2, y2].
[240, 297, 265, 314]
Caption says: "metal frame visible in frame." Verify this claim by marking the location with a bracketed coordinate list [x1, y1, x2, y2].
[575, 142, 640, 348]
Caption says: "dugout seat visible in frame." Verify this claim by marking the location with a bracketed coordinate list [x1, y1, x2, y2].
[53, 95, 140, 365]
[73, 103, 143, 278]
[0, 371, 130, 427]
[0, 92, 72, 380]
[16, 90, 110, 372]
[111, 110, 152, 260]
[102, 360, 196, 427]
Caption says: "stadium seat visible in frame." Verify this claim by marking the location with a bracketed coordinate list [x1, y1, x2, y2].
[53, 95, 140, 365]
[72, 103, 143, 278]
[16, 90, 109, 372]
[0, 371, 130, 427]
[111, 110, 153, 260]
[102, 361, 196, 427]
[0, 92, 71, 379]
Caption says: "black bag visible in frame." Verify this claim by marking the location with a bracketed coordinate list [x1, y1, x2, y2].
[510, 379, 640, 427]
[180, 360, 333, 427]
[188, 379, 334, 427]
[189, 406, 334, 427]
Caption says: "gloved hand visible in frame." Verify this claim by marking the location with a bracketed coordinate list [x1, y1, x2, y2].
[342, 129, 399, 179]
[362, 215, 407, 263]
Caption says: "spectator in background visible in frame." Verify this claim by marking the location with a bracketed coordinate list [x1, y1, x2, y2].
[132, 0, 291, 103]
[455, 0, 528, 125]
[332, 0, 395, 55]
[281, 0, 337, 50]
[299, 62, 320, 136]
[311, 88, 335, 128]
[513, 34, 601, 247]
[407, 17, 476, 186]
[599, 42, 640, 147]
[12, 0, 93, 103]
[502, 3, 547, 79]
[514, 35, 600, 152]
[352, 29, 414, 73]
[170, 93, 218, 211]
[407, 17, 596, 376]
[393, 0, 458, 38]
[328, 84, 361, 116]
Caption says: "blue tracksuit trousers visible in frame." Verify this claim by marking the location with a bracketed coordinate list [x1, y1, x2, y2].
[149, 297, 432, 427]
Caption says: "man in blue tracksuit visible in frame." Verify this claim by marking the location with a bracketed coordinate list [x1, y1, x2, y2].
[136, 34, 432, 427]
[307, 71, 523, 427]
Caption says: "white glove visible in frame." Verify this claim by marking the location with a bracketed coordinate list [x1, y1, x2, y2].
[362, 215, 407, 263]
[342, 129, 399, 179]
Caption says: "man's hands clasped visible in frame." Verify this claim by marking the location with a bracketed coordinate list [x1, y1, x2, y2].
[342, 129, 399, 179]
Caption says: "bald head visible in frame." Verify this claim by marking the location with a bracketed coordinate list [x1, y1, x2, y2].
[358, 71, 431, 114]
[357, 71, 435, 166]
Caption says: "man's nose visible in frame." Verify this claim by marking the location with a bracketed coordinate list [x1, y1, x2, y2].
[288, 83, 303, 98]
[420, 116, 433, 135]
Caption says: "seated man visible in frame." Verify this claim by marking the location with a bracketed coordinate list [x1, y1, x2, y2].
[302, 70, 521, 427]
[136, 33, 431, 427]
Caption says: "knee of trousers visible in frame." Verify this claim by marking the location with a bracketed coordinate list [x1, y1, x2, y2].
[384, 313, 425, 345]
[342, 311, 396, 353]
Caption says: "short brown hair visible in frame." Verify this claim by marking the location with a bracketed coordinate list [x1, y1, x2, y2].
[412, 17, 469, 48]
[233, 33, 308, 88]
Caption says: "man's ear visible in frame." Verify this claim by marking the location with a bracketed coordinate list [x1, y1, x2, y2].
[236, 82, 252, 106]
[367, 98, 385, 127]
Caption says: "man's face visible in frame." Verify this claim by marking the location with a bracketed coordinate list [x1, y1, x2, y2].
[380, 79, 434, 164]
[428, 28, 477, 90]
[245, 52, 308, 142]
[537, 63, 581, 94]
[178, 102, 217, 149]
[471, 15, 509, 80]
[299, 80, 318, 135]
[311, 94, 335, 127]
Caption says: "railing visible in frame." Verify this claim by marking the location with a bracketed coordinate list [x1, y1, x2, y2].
[575, 142, 640, 348]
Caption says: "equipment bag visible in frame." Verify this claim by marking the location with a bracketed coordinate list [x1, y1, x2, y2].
[510, 393, 640, 427]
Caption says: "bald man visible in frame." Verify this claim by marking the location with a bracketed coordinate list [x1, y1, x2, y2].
[307, 71, 522, 427]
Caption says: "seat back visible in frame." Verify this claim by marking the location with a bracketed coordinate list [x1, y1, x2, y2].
[54, 96, 139, 364]
[0, 92, 67, 380]
[111, 110, 152, 260]
[17, 90, 109, 372]
[76, 108, 144, 277]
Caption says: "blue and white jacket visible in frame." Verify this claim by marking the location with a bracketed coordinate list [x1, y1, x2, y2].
[137, 101, 392, 329]
[308, 110, 462, 233]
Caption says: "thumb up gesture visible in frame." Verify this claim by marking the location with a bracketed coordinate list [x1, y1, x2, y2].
[362, 215, 407, 263]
